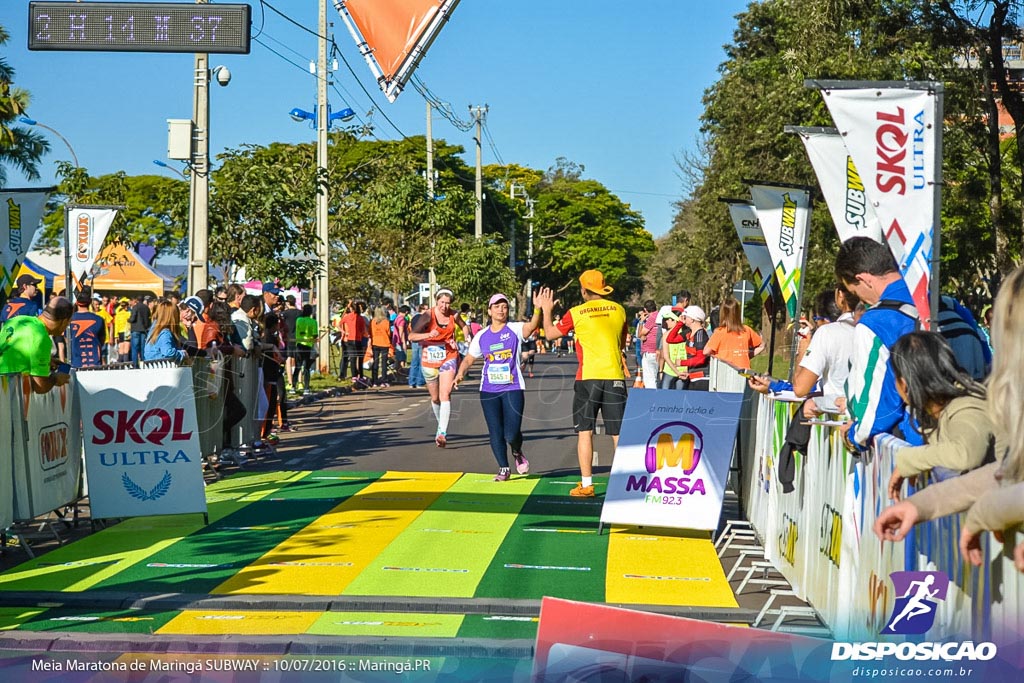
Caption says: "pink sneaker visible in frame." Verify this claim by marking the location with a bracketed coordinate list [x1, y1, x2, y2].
[512, 449, 529, 474]
[494, 468, 510, 482]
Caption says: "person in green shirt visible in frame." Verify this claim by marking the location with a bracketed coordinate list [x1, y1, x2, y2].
[292, 304, 319, 394]
[0, 296, 74, 394]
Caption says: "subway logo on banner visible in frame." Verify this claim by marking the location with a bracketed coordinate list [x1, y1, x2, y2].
[779, 193, 797, 256]
[845, 156, 868, 230]
[875, 106, 927, 195]
[628, 421, 707, 499]
[75, 212, 92, 264]
[39, 422, 69, 471]
[91, 408, 194, 466]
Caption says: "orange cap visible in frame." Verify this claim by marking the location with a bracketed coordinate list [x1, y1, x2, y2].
[579, 270, 613, 295]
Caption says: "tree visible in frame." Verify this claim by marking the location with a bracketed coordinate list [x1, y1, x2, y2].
[433, 235, 518, 308]
[0, 24, 49, 185]
[208, 142, 321, 285]
[530, 172, 654, 304]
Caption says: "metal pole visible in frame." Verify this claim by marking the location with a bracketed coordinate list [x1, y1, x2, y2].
[316, 0, 331, 370]
[471, 105, 487, 238]
[63, 204, 72, 300]
[787, 188, 813, 382]
[929, 85, 944, 330]
[426, 101, 437, 300]
[187, 48, 210, 294]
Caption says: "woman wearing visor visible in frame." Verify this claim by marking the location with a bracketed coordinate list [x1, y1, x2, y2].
[455, 293, 540, 480]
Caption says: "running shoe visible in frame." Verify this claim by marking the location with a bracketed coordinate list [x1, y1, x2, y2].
[265, 433, 280, 446]
[512, 449, 530, 474]
[528, 371, 534, 378]
[494, 468, 511, 482]
[435, 432, 447, 448]
[569, 483, 595, 497]
[279, 423, 295, 433]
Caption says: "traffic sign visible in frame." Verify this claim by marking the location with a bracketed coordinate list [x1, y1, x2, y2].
[28, 2, 251, 54]
[732, 280, 756, 311]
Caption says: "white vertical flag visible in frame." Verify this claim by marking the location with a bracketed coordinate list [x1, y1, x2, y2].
[0, 190, 50, 293]
[724, 200, 775, 305]
[748, 183, 813, 320]
[796, 130, 883, 243]
[820, 87, 937, 322]
[67, 206, 118, 281]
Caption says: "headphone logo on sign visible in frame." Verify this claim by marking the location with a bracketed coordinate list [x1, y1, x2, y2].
[644, 421, 703, 475]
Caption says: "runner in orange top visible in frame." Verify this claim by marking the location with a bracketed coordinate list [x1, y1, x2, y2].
[407, 288, 471, 447]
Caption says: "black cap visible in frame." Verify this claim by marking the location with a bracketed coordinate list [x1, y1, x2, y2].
[16, 274, 42, 288]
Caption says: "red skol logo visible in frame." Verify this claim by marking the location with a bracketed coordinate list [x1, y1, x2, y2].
[875, 107, 908, 196]
[39, 423, 69, 471]
[91, 408, 193, 445]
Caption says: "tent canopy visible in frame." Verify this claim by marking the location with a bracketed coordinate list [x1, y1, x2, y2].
[34, 244, 169, 297]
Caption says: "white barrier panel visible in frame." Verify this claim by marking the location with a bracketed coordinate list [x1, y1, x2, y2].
[0, 375, 17, 529]
[743, 393, 1024, 647]
[601, 390, 743, 531]
[14, 380, 82, 519]
[76, 367, 207, 520]
[709, 358, 748, 393]
[228, 357, 260, 449]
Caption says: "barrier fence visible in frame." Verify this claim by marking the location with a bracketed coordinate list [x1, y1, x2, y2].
[1, 357, 263, 536]
[735, 378, 1023, 645]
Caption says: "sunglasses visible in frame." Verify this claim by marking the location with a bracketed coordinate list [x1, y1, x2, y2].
[216, 297, 228, 301]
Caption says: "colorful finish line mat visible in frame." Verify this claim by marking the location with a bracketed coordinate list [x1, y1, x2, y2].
[0, 471, 737, 636]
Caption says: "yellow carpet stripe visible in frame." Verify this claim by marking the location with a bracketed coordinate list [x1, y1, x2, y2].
[0, 471, 305, 592]
[211, 471, 462, 595]
[605, 528, 738, 608]
[157, 610, 321, 636]
[343, 473, 540, 598]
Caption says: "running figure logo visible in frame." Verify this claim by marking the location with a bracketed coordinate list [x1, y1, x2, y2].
[882, 571, 949, 635]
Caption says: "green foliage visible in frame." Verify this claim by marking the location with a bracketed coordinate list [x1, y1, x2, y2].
[530, 172, 654, 305]
[0, 24, 49, 185]
[433, 235, 518, 308]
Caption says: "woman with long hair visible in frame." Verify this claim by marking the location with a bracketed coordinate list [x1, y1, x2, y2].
[886, 332, 1001, 500]
[143, 301, 198, 362]
[874, 265, 1024, 572]
[704, 296, 764, 371]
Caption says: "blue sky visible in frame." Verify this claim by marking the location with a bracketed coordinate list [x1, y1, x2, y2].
[2, 0, 751, 241]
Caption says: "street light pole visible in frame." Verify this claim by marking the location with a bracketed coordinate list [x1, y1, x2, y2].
[470, 105, 488, 239]
[187, 46, 210, 295]
[19, 116, 79, 168]
[315, 0, 331, 371]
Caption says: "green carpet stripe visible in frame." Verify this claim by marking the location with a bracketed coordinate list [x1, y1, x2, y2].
[342, 474, 538, 598]
[455, 613, 540, 640]
[88, 472, 384, 594]
[0, 471, 304, 593]
[472, 476, 609, 602]
[0, 606, 47, 631]
[306, 611, 464, 638]
[7, 608, 179, 634]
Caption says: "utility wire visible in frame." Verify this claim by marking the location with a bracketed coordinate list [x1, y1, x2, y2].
[330, 43, 408, 139]
[260, 0, 328, 40]
[253, 36, 311, 75]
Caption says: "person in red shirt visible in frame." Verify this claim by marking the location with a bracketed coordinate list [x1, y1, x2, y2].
[339, 301, 368, 383]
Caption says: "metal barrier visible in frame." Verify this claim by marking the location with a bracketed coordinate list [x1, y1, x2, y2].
[741, 392, 1024, 644]
[227, 356, 261, 449]
[0, 374, 20, 530]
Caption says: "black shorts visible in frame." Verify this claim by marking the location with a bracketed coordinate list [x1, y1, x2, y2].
[572, 379, 628, 435]
[285, 342, 298, 358]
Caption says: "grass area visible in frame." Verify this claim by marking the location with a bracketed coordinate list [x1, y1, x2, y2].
[751, 352, 793, 380]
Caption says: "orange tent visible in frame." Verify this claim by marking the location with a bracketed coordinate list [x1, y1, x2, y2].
[55, 244, 167, 296]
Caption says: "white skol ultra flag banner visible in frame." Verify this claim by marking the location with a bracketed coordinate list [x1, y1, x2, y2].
[821, 87, 937, 323]
[0, 190, 49, 294]
[748, 183, 812, 320]
[600, 390, 743, 531]
[76, 367, 207, 520]
[67, 205, 117, 283]
[725, 200, 775, 305]
[796, 129, 883, 243]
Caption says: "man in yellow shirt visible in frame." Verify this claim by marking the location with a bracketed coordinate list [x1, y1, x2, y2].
[536, 270, 628, 497]
[113, 297, 131, 362]
[91, 294, 113, 363]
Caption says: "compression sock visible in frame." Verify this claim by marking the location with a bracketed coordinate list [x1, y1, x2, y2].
[581, 476, 593, 488]
[431, 401, 441, 425]
[438, 401, 451, 435]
